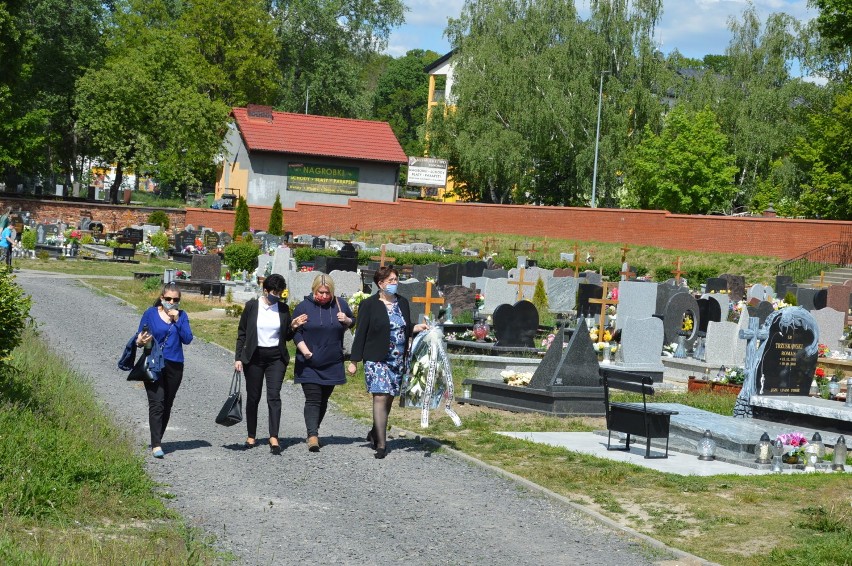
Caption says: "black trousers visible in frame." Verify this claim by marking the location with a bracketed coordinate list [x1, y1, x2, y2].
[301, 383, 335, 437]
[245, 346, 287, 439]
[144, 360, 184, 447]
[3, 246, 11, 267]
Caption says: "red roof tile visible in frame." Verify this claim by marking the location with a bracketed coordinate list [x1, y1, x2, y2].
[231, 107, 407, 164]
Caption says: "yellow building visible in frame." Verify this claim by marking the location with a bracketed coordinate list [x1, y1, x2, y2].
[423, 51, 462, 202]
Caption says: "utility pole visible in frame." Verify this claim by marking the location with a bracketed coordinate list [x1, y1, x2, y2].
[591, 70, 609, 208]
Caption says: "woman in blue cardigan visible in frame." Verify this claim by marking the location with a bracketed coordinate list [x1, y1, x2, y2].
[292, 274, 354, 452]
[135, 282, 194, 459]
[347, 266, 427, 458]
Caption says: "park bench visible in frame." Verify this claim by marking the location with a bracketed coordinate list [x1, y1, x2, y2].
[600, 368, 678, 459]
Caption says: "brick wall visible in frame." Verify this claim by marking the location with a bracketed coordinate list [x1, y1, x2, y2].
[4, 196, 847, 260]
[186, 199, 850, 260]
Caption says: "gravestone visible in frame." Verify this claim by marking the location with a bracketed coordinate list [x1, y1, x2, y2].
[775, 275, 794, 298]
[442, 285, 477, 318]
[706, 293, 730, 321]
[328, 270, 362, 300]
[438, 263, 462, 287]
[483, 268, 508, 279]
[461, 276, 488, 293]
[481, 278, 516, 315]
[256, 254, 274, 277]
[756, 308, 819, 396]
[411, 263, 440, 283]
[617, 316, 666, 380]
[190, 254, 222, 281]
[175, 230, 196, 251]
[546, 276, 579, 313]
[811, 307, 846, 351]
[492, 301, 539, 348]
[662, 292, 701, 349]
[576, 283, 603, 318]
[615, 281, 657, 330]
[287, 271, 320, 303]
[559, 252, 575, 262]
[696, 297, 722, 332]
[396, 280, 428, 322]
[529, 320, 599, 388]
[462, 260, 487, 278]
[747, 284, 774, 302]
[90, 222, 104, 240]
[204, 230, 220, 250]
[826, 284, 852, 318]
[385, 243, 410, 254]
[271, 246, 293, 276]
[552, 267, 574, 278]
[705, 277, 728, 294]
[311, 237, 325, 249]
[704, 321, 742, 367]
[795, 288, 825, 311]
[119, 227, 144, 245]
[746, 301, 775, 326]
[338, 242, 357, 258]
[36, 224, 46, 244]
[655, 280, 689, 316]
[720, 273, 746, 301]
[219, 232, 232, 246]
[735, 309, 751, 363]
[579, 271, 602, 286]
[409, 242, 434, 254]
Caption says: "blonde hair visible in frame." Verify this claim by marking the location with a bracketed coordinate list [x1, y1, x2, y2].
[311, 273, 335, 296]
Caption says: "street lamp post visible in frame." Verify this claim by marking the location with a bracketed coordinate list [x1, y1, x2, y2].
[591, 70, 609, 208]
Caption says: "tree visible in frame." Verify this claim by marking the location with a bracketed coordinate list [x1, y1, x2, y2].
[233, 196, 250, 238]
[803, 0, 852, 81]
[373, 50, 440, 157]
[268, 193, 283, 235]
[532, 276, 548, 313]
[809, 0, 852, 51]
[627, 106, 738, 214]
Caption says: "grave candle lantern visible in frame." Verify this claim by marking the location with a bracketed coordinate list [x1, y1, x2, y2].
[755, 432, 772, 464]
[770, 440, 785, 473]
[803, 443, 819, 472]
[831, 436, 846, 472]
[697, 430, 716, 461]
[811, 432, 825, 458]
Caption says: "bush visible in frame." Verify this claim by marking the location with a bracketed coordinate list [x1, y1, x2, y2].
[146, 210, 170, 229]
[225, 304, 244, 317]
[268, 193, 283, 236]
[149, 231, 169, 251]
[0, 271, 32, 361]
[223, 240, 260, 273]
[233, 196, 250, 239]
[36, 251, 49, 261]
[784, 291, 797, 306]
[80, 234, 94, 245]
[142, 276, 161, 291]
[21, 229, 36, 251]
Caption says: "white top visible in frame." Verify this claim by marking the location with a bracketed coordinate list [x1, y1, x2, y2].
[256, 300, 281, 347]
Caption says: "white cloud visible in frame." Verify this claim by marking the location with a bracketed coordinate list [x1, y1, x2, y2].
[402, 0, 465, 26]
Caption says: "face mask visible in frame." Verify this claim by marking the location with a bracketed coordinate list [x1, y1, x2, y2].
[314, 294, 332, 305]
[384, 283, 398, 295]
[161, 301, 177, 312]
[266, 293, 280, 304]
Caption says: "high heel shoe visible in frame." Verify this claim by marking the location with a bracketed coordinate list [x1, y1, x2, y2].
[374, 447, 386, 459]
[366, 428, 377, 450]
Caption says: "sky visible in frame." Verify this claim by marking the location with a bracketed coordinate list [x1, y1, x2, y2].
[386, 0, 816, 66]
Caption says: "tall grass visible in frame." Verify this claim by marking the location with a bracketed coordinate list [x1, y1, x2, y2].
[0, 327, 221, 564]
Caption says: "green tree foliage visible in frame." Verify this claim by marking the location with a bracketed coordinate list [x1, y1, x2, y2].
[803, 0, 852, 81]
[147, 211, 170, 229]
[233, 196, 250, 238]
[809, 0, 852, 51]
[627, 106, 738, 214]
[273, 0, 405, 117]
[430, 0, 667, 205]
[223, 240, 261, 274]
[0, 271, 31, 361]
[791, 87, 852, 220]
[373, 49, 440, 156]
[532, 276, 548, 313]
[268, 193, 283, 235]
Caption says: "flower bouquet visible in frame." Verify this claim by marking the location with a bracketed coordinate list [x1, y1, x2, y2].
[501, 370, 532, 387]
[347, 290, 371, 332]
[776, 432, 808, 464]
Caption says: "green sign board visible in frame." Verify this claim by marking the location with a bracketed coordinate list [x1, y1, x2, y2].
[287, 163, 359, 195]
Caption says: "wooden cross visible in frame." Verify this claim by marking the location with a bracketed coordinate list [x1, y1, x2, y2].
[349, 223, 360, 234]
[571, 244, 584, 276]
[483, 237, 497, 254]
[412, 280, 444, 319]
[370, 244, 396, 267]
[588, 282, 619, 342]
[671, 257, 686, 285]
[508, 267, 537, 301]
[526, 241, 540, 255]
[620, 245, 631, 265]
[538, 237, 551, 254]
[620, 264, 636, 281]
[813, 271, 830, 289]
[509, 241, 523, 256]
[398, 231, 409, 243]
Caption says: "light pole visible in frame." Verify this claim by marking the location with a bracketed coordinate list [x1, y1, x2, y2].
[591, 70, 609, 208]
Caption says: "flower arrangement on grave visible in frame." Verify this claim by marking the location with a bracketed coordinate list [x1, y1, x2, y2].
[589, 327, 612, 343]
[44, 235, 61, 246]
[298, 265, 314, 272]
[776, 432, 809, 463]
[770, 297, 791, 310]
[715, 366, 745, 385]
[474, 293, 485, 309]
[136, 242, 164, 257]
[182, 244, 207, 255]
[501, 370, 533, 387]
[681, 313, 694, 332]
[175, 270, 189, 280]
[817, 343, 830, 358]
[662, 342, 678, 356]
[541, 333, 556, 351]
[65, 229, 82, 245]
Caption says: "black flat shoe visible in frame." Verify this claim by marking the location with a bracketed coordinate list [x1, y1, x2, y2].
[366, 428, 377, 450]
[244, 440, 256, 449]
[374, 447, 386, 459]
[270, 443, 281, 455]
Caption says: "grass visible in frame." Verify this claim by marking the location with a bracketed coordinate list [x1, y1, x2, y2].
[19, 245, 852, 566]
[0, 327, 226, 564]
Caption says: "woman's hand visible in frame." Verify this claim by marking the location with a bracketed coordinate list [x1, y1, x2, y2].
[346, 361, 357, 375]
[337, 311, 351, 325]
[291, 314, 308, 330]
[234, 360, 243, 373]
[413, 322, 429, 333]
[168, 309, 179, 322]
[136, 331, 152, 347]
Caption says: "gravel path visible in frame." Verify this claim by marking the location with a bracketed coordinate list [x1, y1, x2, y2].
[20, 274, 668, 566]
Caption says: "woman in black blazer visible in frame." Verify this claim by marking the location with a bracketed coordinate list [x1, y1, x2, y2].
[347, 266, 428, 458]
[235, 274, 306, 454]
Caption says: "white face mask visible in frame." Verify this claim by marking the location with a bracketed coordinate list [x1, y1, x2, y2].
[161, 300, 178, 312]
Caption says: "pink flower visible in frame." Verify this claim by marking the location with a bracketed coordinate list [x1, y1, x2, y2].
[776, 432, 808, 447]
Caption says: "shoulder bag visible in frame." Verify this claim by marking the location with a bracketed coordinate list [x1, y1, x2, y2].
[215, 371, 243, 426]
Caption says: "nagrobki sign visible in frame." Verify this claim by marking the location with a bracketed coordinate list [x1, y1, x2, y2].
[287, 163, 359, 195]
[406, 156, 448, 188]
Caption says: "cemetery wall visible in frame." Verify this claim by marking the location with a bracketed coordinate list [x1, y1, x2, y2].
[185, 199, 850, 259]
[0, 198, 186, 232]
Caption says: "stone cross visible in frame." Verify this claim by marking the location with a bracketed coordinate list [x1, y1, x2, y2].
[412, 280, 444, 319]
[370, 244, 396, 267]
[734, 316, 770, 418]
[588, 281, 619, 342]
[671, 257, 686, 285]
[508, 267, 537, 301]
[813, 271, 830, 289]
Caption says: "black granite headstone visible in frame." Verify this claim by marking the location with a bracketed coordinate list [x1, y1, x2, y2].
[705, 277, 728, 294]
[576, 283, 603, 318]
[443, 285, 476, 317]
[175, 230, 195, 251]
[396, 280, 428, 322]
[338, 242, 357, 258]
[463, 260, 487, 278]
[412, 263, 440, 282]
[775, 275, 794, 298]
[312, 237, 325, 249]
[746, 300, 775, 326]
[483, 268, 508, 279]
[697, 297, 722, 332]
[437, 262, 462, 287]
[493, 301, 539, 348]
[204, 231, 220, 250]
[219, 232, 232, 246]
[655, 281, 689, 316]
[814, 289, 828, 310]
[757, 310, 818, 395]
[529, 320, 600, 389]
[720, 273, 746, 301]
[662, 292, 701, 349]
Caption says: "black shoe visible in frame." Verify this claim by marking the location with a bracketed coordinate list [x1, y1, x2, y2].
[374, 447, 386, 459]
[270, 442, 281, 455]
[366, 428, 377, 450]
[244, 440, 256, 449]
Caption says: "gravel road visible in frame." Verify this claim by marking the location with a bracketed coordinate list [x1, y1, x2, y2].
[19, 273, 669, 566]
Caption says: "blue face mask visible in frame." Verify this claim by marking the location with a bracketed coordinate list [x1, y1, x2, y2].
[266, 293, 280, 304]
[384, 283, 398, 295]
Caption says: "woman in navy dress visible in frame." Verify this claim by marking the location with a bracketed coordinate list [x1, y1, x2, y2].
[347, 266, 427, 458]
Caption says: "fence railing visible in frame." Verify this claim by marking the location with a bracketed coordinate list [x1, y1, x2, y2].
[777, 239, 852, 283]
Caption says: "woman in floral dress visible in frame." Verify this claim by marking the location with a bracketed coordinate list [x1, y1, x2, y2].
[347, 266, 428, 458]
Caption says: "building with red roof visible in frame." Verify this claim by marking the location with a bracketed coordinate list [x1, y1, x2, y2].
[215, 105, 407, 207]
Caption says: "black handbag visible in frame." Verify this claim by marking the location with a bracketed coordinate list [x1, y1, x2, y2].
[128, 352, 151, 382]
[215, 371, 243, 426]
